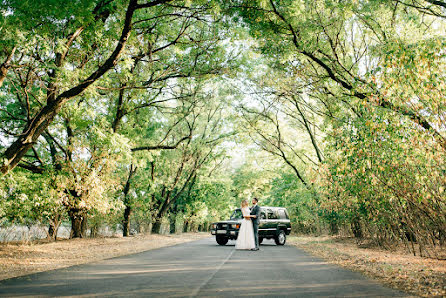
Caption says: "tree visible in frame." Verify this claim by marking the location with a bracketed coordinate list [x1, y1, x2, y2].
[226, 0, 445, 149]
[0, 0, 175, 175]
[147, 88, 234, 233]
[0, 170, 65, 240]
[225, 0, 446, 252]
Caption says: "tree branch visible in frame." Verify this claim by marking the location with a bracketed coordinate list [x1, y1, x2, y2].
[131, 135, 192, 151]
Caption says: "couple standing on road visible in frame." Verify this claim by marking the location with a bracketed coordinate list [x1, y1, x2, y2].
[235, 197, 260, 251]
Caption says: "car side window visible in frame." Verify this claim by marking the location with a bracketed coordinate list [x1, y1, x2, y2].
[278, 209, 288, 219]
[267, 210, 278, 219]
[260, 211, 266, 219]
[230, 209, 243, 220]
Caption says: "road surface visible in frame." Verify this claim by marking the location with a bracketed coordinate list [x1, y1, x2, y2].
[0, 237, 407, 297]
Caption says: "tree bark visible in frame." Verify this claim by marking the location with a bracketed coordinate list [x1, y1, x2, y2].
[0, 46, 16, 88]
[420, 0, 446, 9]
[351, 217, 363, 239]
[48, 223, 58, 240]
[112, 87, 126, 133]
[47, 213, 62, 241]
[131, 135, 192, 151]
[122, 205, 132, 236]
[48, 225, 56, 240]
[329, 221, 339, 235]
[183, 220, 189, 233]
[69, 211, 87, 238]
[151, 218, 162, 234]
[90, 223, 99, 238]
[122, 164, 137, 236]
[169, 213, 176, 234]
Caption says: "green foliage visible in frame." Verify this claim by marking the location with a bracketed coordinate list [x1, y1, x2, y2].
[266, 171, 321, 234]
[0, 0, 444, 254]
[225, 0, 446, 252]
[0, 171, 64, 227]
[180, 175, 235, 224]
[231, 161, 276, 201]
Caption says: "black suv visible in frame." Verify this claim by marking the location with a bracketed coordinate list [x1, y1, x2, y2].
[211, 206, 291, 246]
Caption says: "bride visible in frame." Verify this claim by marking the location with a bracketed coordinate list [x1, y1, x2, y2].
[235, 200, 255, 250]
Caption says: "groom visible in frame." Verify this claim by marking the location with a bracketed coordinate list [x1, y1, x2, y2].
[249, 197, 261, 251]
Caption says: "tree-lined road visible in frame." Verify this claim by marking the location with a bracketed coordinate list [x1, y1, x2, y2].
[0, 237, 407, 297]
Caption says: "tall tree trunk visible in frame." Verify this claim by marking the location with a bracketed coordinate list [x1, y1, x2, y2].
[122, 164, 137, 237]
[69, 211, 87, 238]
[48, 224, 59, 240]
[151, 218, 162, 234]
[48, 225, 56, 240]
[169, 213, 176, 234]
[47, 213, 62, 241]
[152, 189, 172, 234]
[122, 205, 132, 237]
[329, 221, 339, 235]
[90, 222, 100, 238]
[183, 220, 189, 233]
[351, 217, 363, 239]
[112, 87, 126, 133]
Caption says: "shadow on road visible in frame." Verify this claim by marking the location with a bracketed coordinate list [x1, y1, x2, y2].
[0, 237, 407, 297]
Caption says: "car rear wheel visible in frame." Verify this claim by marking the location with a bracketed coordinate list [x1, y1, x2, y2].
[259, 237, 263, 244]
[216, 235, 229, 245]
[274, 230, 286, 245]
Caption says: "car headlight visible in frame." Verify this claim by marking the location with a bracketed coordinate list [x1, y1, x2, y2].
[232, 224, 240, 229]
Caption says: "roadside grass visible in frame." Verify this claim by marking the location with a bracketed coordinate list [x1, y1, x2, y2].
[288, 236, 446, 298]
[0, 232, 208, 281]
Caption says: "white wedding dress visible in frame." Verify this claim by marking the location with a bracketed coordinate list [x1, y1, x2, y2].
[235, 207, 255, 250]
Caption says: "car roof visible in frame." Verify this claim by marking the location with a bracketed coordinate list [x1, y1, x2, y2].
[235, 206, 286, 210]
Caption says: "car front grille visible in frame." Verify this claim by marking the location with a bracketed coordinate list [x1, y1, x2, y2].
[218, 223, 228, 229]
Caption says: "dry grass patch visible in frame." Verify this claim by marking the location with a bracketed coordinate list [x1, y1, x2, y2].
[0, 232, 208, 281]
[289, 236, 446, 297]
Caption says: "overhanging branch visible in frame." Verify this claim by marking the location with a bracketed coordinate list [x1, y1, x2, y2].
[131, 135, 191, 152]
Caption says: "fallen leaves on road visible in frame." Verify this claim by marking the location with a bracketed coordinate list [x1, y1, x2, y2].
[0, 233, 208, 281]
[289, 236, 446, 298]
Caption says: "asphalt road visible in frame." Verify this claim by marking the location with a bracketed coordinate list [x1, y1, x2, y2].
[0, 237, 408, 297]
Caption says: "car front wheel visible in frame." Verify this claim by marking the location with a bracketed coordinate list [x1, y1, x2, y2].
[259, 237, 264, 244]
[216, 235, 229, 245]
[274, 230, 286, 245]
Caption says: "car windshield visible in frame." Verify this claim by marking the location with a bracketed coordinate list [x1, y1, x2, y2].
[230, 209, 243, 220]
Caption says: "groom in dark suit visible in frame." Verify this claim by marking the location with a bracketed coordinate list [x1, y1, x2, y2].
[249, 197, 261, 251]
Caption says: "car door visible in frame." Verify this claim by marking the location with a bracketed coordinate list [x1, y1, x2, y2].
[277, 208, 290, 234]
[258, 209, 267, 236]
[266, 209, 279, 237]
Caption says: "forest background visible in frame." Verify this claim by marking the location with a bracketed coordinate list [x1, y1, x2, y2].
[0, 0, 444, 258]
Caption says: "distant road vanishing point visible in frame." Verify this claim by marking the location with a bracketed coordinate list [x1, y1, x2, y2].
[0, 237, 407, 297]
